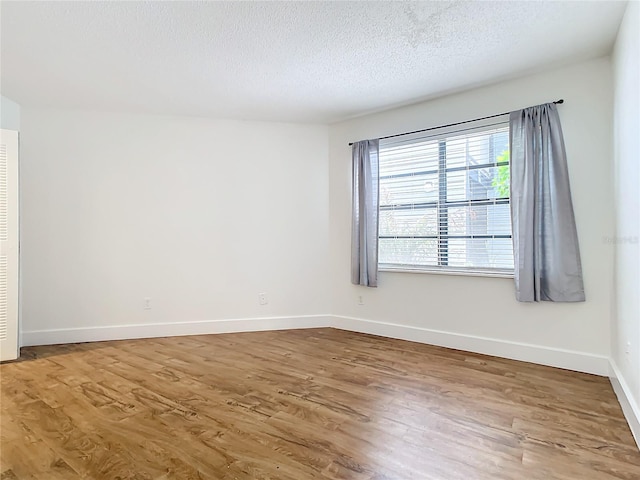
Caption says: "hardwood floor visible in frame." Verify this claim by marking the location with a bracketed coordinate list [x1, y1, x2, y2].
[1, 328, 639, 480]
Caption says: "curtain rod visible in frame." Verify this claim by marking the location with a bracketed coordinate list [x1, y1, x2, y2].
[348, 99, 564, 146]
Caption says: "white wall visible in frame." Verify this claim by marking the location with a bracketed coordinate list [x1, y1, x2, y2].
[17, 59, 617, 375]
[19, 109, 330, 342]
[612, 0, 640, 441]
[329, 58, 614, 373]
[1, 95, 21, 130]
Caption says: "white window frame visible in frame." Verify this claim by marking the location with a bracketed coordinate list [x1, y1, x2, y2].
[377, 115, 514, 278]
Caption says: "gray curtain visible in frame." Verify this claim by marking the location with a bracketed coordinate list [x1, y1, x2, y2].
[510, 103, 585, 302]
[351, 139, 380, 287]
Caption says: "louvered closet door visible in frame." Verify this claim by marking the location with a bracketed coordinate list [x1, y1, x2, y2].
[0, 129, 18, 361]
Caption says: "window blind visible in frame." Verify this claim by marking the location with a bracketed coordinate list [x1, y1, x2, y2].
[378, 118, 514, 275]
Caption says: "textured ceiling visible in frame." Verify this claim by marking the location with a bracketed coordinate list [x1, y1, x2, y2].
[0, 1, 628, 123]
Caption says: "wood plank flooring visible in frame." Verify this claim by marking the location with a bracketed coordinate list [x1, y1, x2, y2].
[1, 328, 639, 479]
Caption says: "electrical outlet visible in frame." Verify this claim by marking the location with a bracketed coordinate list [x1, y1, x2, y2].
[358, 295, 364, 305]
[625, 341, 631, 355]
[258, 293, 268, 305]
[143, 297, 151, 310]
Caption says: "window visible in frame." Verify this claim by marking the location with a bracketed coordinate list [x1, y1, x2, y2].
[378, 117, 514, 276]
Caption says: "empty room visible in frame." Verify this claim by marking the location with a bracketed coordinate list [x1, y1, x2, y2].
[1, 1, 639, 479]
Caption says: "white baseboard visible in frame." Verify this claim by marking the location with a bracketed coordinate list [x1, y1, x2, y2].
[332, 315, 610, 376]
[21, 314, 332, 347]
[21, 314, 609, 377]
[609, 360, 640, 449]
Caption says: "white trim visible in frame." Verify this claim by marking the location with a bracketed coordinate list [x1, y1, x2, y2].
[609, 360, 640, 449]
[22, 314, 609, 376]
[21, 315, 332, 347]
[332, 315, 609, 376]
[379, 265, 514, 278]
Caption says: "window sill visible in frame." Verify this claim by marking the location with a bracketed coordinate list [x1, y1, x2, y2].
[379, 265, 514, 279]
